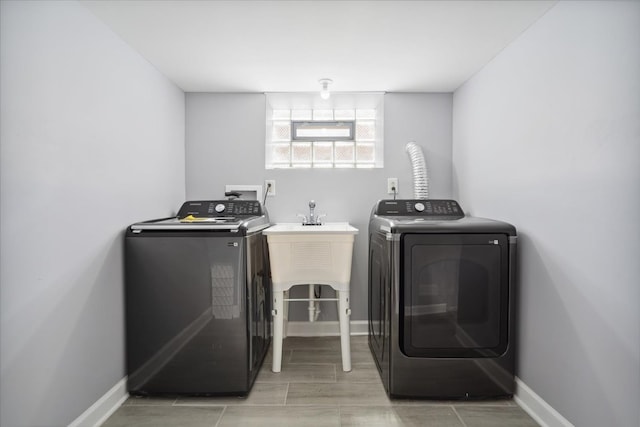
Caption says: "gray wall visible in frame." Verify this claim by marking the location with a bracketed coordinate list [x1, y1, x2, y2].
[186, 92, 453, 320]
[452, 2, 640, 426]
[0, 2, 185, 426]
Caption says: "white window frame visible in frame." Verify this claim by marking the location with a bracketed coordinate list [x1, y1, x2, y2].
[265, 92, 384, 169]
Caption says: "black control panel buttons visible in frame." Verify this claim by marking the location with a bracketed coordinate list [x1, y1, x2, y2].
[376, 199, 464, 219]
[177, 200, 264, 218]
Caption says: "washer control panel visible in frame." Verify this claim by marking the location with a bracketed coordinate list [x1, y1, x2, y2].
[375, 199, 464, 219]
[177, 200, 264, 218]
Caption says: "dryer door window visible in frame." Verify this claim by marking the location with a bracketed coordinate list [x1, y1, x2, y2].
[400, 233, 509, 358]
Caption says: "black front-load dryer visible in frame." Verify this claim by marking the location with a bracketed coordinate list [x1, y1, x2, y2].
[368, 199, 517, 399]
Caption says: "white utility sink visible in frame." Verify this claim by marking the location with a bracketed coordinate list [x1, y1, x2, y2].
[263, 222, 358, 288]
[263, 222, 358, 373]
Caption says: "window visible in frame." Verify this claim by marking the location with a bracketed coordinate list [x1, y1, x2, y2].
[265, 93, 384, 169]
[292, 121, 355, 141]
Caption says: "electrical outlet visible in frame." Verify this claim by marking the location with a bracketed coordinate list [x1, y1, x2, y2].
[387, 178, 398, 194]
[265, 180, 276, 197]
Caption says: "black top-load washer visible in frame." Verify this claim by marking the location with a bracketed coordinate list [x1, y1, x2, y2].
[125, 200, 271, 396]
[368, 199, 517, 399]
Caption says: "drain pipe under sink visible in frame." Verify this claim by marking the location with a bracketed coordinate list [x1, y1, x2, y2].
[308, 285, 320, 322]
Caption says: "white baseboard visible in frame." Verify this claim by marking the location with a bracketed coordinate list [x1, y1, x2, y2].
[68, 377, 128, 427]
[284, 320, 368, 336]
[515, 377, 574, 427]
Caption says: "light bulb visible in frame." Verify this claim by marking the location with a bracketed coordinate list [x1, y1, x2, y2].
[319, 78, 332, 100]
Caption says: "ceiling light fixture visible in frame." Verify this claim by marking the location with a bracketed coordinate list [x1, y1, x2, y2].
[319, 78, 332, 100]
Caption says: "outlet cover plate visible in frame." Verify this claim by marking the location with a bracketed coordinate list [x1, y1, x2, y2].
[265, 180, 276, 196]
[387, 178, 398, 194]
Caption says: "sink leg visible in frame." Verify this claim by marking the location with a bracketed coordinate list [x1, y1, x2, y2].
[338, 290, 352, 372]
[308, 284, 315, 322]
[272, 290, 284, 373]
[283, 290, 289, 338]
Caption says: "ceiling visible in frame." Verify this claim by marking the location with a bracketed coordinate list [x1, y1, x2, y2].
[82, 0, 556, 93]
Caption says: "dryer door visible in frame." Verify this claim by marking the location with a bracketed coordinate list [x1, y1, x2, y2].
[400, 233, 509, 358]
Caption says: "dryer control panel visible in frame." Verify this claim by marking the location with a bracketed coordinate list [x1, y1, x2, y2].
[374, 199, 464, 219]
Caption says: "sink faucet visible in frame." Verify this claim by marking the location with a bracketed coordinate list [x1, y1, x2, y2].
[308, 200, 316, 225]
[298, 200, 325, 225]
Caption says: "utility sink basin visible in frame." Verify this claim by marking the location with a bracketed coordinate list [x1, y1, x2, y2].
[264, 222, 358, 234]
[263, 222, 358, 290]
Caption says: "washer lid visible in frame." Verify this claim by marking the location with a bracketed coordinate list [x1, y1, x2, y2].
[130, 217, 244, 231]
[129, 200, 271, 232]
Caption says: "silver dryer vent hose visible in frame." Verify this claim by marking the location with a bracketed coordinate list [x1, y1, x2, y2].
[405, 141, 429, 199]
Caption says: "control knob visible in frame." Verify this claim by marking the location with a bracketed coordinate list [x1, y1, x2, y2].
[215, 203, 226, 213]
[414, 202, 425, 212]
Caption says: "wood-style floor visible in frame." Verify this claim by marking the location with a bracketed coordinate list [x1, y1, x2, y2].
[103, 336, 539, 426]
